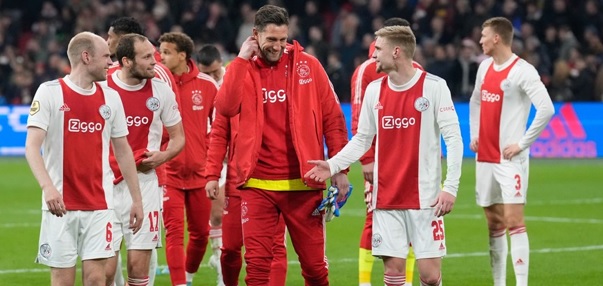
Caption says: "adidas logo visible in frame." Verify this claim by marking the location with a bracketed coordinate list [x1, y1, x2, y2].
[374, 102, 383, 110]
[59, 104, 70, 112]
[152, 234, 158, 242]
[531, 103, 597, 158]
[312, 209, 320, 216]
[514, 191, 522, 198]
[105, 243, 112, 251]
[515, 258, 525, 266]
[439, 242, 445, 250]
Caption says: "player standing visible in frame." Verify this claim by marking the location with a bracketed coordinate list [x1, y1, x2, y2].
[350, 17, 421, 286]
[159, 32, 218, 286]
[470, 17, 554, 286]
[305, 25, 463, 286]
[104, 34, 184, 286]
[25, 31, 143, 286]
[214, 5, 349, 285]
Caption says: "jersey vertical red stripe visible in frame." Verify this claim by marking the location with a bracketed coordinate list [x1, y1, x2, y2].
[59, 79, 107, 210]
[376, 73, 426, 209]
[478, 58, 520, 163]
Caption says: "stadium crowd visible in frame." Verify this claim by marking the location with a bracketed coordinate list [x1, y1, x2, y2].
[1, 0, 603, 105]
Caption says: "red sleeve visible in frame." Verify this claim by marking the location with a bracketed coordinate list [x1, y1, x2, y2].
[215, 57, 249, 117]
[205, 113, 230, 181]
[351, 61, 378, 165]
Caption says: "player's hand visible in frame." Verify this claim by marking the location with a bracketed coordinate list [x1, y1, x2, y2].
[470, 138, 479, 152]
[129, 200, 144, 234]
[503, 143, 522, 160]
[331, 172, 350, 202]
[361, 162, 374, 184]
[363, 181, 374, 212]
[205, 180, 220, 200]
[430, 190, 456, 217]
[238, 36, 260, 60]
[305, 160, 332, 183]
[138, 151, 167, 173]
[44, 187, 67, 217]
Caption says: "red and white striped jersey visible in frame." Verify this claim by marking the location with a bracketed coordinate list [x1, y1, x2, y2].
[104, 72, 181, 183]
[27, 76, 129, 211]
[469, 54, 554, 163]
[329, 70, 463, 209]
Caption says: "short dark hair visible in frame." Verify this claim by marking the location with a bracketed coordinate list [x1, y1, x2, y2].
[383, 17, 410, 27]
[110, 17, 144, 35]
[198, 44, 222, 66]
[116, 34, 148, 67]
[254, 5, 288, 32]
[158, 32, 194, 60]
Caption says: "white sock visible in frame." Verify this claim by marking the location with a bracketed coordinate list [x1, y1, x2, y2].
[489, 228, 507, 286]
[510, 226, 529, 286]
[148, 248, 157, 285]
[185, 272, 195, 283]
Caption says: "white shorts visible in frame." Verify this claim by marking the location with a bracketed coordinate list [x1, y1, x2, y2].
[113, 172, 162, 250]
[372, 209, 446, 259]
[475, 157, 529, 207]
[37, 210, 114, 267]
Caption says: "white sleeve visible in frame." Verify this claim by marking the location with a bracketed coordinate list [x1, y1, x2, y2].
[434, 80, 463, 196]
[517, 63, 555, 150]
[106, 90, 129, 138]
[469, 61, 488, 141]
[27, 83, 55, 131]
[156, 82, 182, 127]
[327, 80, 380, 175]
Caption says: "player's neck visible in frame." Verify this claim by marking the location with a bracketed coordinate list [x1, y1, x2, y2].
[117, 70, 144, 86]
[491, 48, 513, 65]
[172, 62, 190, 76]
[67, 72, 94, 90]
[389, 63, 417, 86]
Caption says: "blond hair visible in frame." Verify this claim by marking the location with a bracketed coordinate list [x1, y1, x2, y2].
[375, 26, 416, 59]
[482, 17, 514, 46]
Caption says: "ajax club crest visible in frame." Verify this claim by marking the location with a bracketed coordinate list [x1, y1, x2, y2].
[99, 104, 112, 120]
[414, 97, 430, 112]
[146, 97, 160, 111]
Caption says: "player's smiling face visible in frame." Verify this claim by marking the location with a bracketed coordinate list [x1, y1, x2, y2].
[254, 24, 288, 64]
[129, 40, 156, 80]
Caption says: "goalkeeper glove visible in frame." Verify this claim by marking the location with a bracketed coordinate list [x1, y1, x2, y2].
[316, 185, 353, 222]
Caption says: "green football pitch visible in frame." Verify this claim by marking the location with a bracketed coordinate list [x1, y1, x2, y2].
[0, 157, 601, 285]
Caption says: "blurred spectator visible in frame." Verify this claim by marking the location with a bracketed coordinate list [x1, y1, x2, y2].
[1, 0, 603, 104]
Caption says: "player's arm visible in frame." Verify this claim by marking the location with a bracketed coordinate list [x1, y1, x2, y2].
[215, 36, 258, 117]
[432, 80, 463, 217]
[140, 122, 185, 172]
[517, 64, 555, 150]
[469, 61, 487, 152]
[25, 127, 67, 217]
[112, 136, 143, 234]
[306, 81, 379, 182]
[205, 114, 230, 199]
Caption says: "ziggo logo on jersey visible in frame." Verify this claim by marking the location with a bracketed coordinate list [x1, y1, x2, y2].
[68, 119, 103, 133]
[262, 88, 286, 103]
[126, 116, 150, 127]
[481, 90, 501, 102]
[382, 116, 416, 129]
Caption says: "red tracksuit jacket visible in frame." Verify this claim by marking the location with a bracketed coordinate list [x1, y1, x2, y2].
[215, 41, 348, 189]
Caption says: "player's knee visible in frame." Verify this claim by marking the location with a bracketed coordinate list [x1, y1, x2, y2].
[419, 272, 441, 285]
[84, 271, 106, 286]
